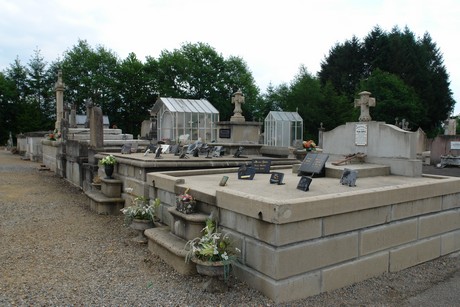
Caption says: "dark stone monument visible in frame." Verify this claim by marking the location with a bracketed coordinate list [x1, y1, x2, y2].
[298, 152, 329, 177]
[237, 164, 256, 180]
[89, 105, 104, 150]
[297, 176, 313, 191]
[269, 172, 285, 185]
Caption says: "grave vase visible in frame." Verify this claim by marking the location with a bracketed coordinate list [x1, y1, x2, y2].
[130, 218, 154, 243]
[191, 258, 231, 293]
[176, 199, 197, 214]
[104, 165, 114, 179]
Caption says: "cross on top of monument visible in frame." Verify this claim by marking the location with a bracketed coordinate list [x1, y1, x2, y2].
[354, 91, 376, 122]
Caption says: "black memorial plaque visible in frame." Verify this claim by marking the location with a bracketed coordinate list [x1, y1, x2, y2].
[237, 165, 256, 180]
[298, 153, 329, 177]
[219, 128, 231, 139]
[297, 176, 313, 191]
[269, 172, 285, 185]
[252, 159, 271, 173]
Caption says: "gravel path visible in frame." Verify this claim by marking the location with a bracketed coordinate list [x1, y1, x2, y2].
[1, 148, 459, 306]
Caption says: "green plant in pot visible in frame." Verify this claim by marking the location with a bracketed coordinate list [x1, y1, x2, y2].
[185, 218, 240, 282]
[121, 196, 160, 243]
[99, 154, 117, 179]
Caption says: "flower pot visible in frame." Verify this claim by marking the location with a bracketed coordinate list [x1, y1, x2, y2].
[130, 218, 154, 243]
[176, 199, 197, 214]
[191, 258, 232, 293]
[104, 165, 114, 179]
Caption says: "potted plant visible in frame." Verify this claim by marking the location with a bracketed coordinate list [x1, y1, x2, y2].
[176, 188, 197, 214]
[185, 218, 240, 283]
[121, 196, 160, 243]
[99, 154, 117, 179]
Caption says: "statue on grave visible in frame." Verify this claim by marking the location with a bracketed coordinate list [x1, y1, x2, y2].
[231, 89, 245, 117]
[354, 91, 375, 122]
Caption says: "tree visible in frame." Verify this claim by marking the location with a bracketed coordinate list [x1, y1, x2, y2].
[319, 26, 456, 135]
[59, 39, 119, 117]
[0, 72, 19, 144]
[114, 52, 157, 136]
[27, 48, 54, 129]
[358, 69, 423, 128]
[154, 42, 260, 121]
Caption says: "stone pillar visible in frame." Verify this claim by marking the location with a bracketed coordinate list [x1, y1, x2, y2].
[90, 106, 104, 150]
[318, 122, 325, 148]
[54, 70, 65, 130]
[70, 104, 77, 128]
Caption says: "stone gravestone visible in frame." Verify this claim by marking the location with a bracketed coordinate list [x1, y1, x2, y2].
[298, 152, 329, 177]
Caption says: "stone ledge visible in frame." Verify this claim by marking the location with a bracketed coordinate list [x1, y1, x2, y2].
[145, 227, 196, 275]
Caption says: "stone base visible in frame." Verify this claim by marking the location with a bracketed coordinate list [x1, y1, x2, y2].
[145, 227, 197, 275]
[86, 190, 124, 215]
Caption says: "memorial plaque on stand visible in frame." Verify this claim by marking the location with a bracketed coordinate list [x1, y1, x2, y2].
[252, 159, 271, 173]
[269, 172, 285, 185]
[237, 165, 256, 180]
[121, 143, 132, 154]
[297, 176, 313, 191]
[298, 152, 329, 177]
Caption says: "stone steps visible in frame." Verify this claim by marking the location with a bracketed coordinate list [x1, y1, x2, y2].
[86, 190, 124, 215]
[145, 226, 197, 275]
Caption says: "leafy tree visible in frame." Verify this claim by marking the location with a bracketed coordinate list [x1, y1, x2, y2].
[27, 48, 54, 130]
[358, 69, 423, 128]
[319, 26, 456, 135]
[0, 72, 19, 144]
[154, 42, 259, 121]
[114, 52, 157, 136]
[59, 39, 119, 117]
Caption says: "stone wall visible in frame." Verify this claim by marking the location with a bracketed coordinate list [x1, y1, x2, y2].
[147, 169, 460, 303]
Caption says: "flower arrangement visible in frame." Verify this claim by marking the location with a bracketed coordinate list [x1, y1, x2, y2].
[176, 188, 196, 214]
[303, 140, 316, 151]
[120, 196, 160, 226]
[47, 129, 61, 141]
[100, 154, 117, 166]
[185, 218, 240, 265]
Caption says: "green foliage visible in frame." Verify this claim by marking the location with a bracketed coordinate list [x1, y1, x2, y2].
[359, 69, 423, 128]
[319, 25, 456, 135]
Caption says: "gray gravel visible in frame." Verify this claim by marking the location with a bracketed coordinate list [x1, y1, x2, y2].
[1, 148, 459, 306]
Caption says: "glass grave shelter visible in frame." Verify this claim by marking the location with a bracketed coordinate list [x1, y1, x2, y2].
[150, 97, 219, 143]
[264, 111, 303, 147]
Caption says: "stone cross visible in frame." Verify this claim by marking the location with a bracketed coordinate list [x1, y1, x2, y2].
[54, 70, 65, 130]
[354, 91, 375, 122]
[231, 89, 245, 117]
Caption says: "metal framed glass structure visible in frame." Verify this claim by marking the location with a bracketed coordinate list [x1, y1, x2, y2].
[150, 97, 220, 143]
[264, 111, 303, 147]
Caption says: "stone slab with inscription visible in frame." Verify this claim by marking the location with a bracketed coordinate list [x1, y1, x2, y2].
[252, 159, 271, 173]
[298, 153, 329, 177]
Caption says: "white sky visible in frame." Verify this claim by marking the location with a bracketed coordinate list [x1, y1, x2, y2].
[1, 0, 459, 114]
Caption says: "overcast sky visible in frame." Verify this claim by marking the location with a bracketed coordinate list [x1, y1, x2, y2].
[1, 0, 459, 115]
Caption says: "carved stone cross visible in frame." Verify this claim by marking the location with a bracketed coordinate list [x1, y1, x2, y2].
[354, 91, 376, 122]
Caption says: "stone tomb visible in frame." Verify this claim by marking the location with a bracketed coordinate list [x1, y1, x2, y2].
[145, 164, 460, 303]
